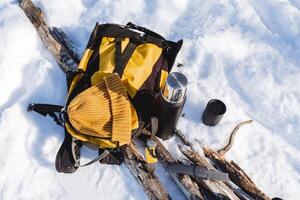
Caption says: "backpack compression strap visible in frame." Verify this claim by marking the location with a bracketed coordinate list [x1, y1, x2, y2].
[114, 37, 137, 77]
[27, 103, 116, 167]
[27, 103, 65, 126]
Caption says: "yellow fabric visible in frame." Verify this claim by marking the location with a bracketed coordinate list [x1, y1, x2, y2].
[121, 43, 162, 97]
[145, 147, 158, 164]
[97, 37, 130, 74]
[90, 73, 138, 130]
[67, 73, 132, 145]
[98, 37, 116, 74]
[104, 74, 131, 143]
[160, 70, 168, 88]
[66, 122, 120, 148]
[89, 37, 140, 129]
[130, 103, 138, 129]
[65, 37, 164, 148]
[68, 49, 93, 97]
[91, 71, 108, 86]
[91, 37, 161, 129]
[79, 48, 94, 71]
[91, 37, 162, 98]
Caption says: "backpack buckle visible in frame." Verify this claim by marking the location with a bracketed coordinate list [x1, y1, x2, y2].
[145, 139, 157, 164]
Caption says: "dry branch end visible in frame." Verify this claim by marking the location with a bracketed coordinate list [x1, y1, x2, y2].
[217, 120, 253, 156]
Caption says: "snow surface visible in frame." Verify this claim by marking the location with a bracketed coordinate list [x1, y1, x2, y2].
[1, 0, 300, 199]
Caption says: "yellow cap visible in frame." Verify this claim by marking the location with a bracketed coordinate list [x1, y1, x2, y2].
[67, 73, 131, 144]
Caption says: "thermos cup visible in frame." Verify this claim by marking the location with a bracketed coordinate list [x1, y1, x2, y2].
[154, 72, 188, 140]
[202, 99, 226, 126]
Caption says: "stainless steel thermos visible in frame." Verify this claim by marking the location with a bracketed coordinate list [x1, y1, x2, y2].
[154, 72, 188, 140]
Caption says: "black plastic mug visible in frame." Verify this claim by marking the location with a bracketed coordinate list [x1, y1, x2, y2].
[202, 99, 226, 126]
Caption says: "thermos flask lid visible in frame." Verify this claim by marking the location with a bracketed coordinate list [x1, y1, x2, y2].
[162, 72, 188, 103]
[202, 99, 226, 126]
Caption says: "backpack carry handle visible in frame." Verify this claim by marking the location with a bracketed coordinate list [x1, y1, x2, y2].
[126, 22, 164, 40]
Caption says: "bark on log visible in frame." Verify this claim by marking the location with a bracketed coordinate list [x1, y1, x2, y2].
[123, 143, 170, 200]
[19, 1, 169, 199]
[203, 147, 271, 200]
[153, 136, 204, 200]
[175, 133, 244, 200]
[179, 145, 251, 200]
[19, 0, 79, 72]
[175, 123, 271, 200]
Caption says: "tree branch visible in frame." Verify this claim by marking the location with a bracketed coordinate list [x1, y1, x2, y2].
[153, 136, 204, 200]
[123, 143, 170, 200]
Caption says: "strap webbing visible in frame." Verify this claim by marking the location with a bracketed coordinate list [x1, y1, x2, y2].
[113, 39, 137, 77]
[77, 149, 110, 167]
[115, 38, 123, 76]
[131, 121, 145, 139]
[121, 42, 137, 73]
[96, 24, 167, 48]
[27, 103, 64, 126]
[142, 35, 166, 48]
[166, 163, 229, 181]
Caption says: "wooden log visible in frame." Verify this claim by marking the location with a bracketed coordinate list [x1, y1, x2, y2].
[123, 143, 170, 200]
[176, 130, 253, 199]
[19, 1, 170, 199]
[198, 120, 270, 200]
[178, 144, 243, 200]
[203, 147, 271, 200]
[179, 145, 252, 200]
[19, 0, 79, 72]
[176, 122, 271, 200]
[153, 136, 204, 200]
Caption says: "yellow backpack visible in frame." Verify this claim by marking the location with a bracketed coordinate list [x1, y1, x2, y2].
[28, 22, 182, 172]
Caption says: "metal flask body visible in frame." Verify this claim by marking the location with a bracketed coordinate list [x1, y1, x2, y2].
[155, 72, 188, 140]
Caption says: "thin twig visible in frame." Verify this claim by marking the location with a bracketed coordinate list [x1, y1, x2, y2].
[217, 120, 253, 156]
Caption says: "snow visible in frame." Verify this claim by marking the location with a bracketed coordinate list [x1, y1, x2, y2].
[1, 0, 300, 199]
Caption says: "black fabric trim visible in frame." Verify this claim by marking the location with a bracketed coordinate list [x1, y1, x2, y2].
[131, 121, 145, 139]
[163, 39, 183, 72]
[155, 70, 161, 93]
[114, 38, 123, 76]
[66, 69, 84, 90]
[96, 23, 167, 48]
[130, 55, 165, 122]
[67, 37, 102, 104]
[132, 90, 156, 123]
[137, 55, 164, 92]
[113, 40, 138, 77]
[130, 55, 169, 122]
[126, 22, 165, 40]
[68, 23, 183, 103]
[121, 41, 137, 69]
[86, 23, 99, 49]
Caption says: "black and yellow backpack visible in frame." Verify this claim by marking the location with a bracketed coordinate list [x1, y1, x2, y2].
[28, 22, 182, 173]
